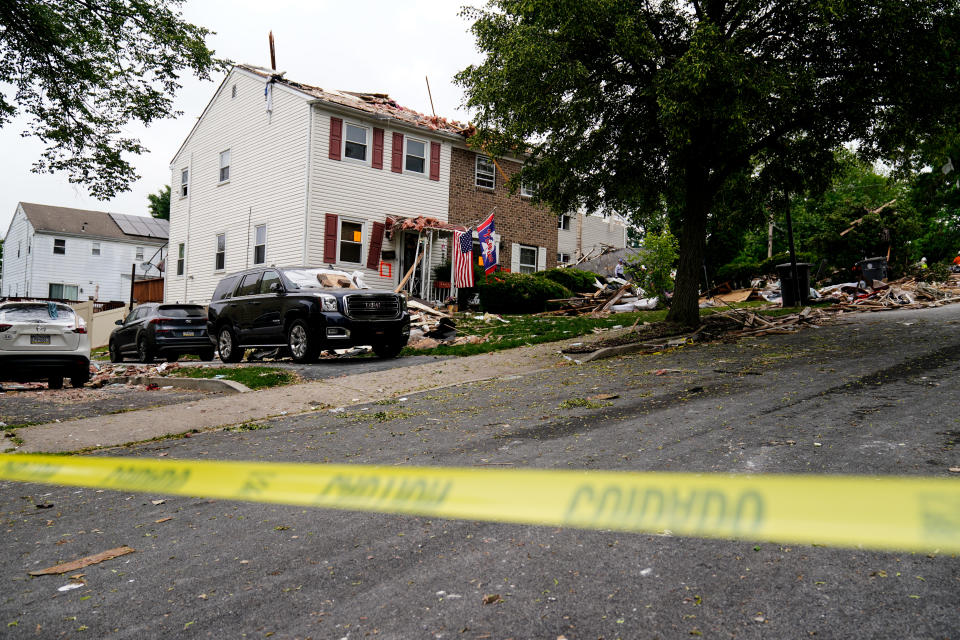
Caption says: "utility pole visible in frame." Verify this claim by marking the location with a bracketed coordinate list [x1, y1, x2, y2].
[784, 193, 802, 306]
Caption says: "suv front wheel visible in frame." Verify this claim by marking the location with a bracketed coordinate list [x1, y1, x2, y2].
[287, 319, 318, 363]
[218, 326, 243, 363]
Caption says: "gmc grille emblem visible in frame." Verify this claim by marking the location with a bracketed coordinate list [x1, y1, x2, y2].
[362, 302, 381, 310]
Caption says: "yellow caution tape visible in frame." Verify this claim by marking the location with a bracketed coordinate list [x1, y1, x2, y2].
[1, 454, 957, 552]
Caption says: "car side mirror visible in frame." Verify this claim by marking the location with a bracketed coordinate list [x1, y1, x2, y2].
[115, 319, 123, 325]
[270, 282, 284, 293]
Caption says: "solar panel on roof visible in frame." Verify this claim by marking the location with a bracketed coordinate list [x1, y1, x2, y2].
[109, 213, 168, 239]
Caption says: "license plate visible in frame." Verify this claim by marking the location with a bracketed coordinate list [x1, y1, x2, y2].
[31, 335, 50, 344]
[182, 331, 195, 337]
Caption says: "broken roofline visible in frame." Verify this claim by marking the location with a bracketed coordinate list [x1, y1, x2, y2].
[238, 64, 472, 141]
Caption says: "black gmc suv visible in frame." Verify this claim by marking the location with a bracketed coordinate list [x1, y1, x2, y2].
[207, 267, 410, 363]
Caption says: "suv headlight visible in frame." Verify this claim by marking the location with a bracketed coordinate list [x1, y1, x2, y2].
[318, 294, 338, 312]
[398, 295, 407, 312]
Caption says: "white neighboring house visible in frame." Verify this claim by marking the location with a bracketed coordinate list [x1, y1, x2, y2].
[166, 64, 467, 304]
[1, 202, 168, 302]
[556, 211, 628, 266]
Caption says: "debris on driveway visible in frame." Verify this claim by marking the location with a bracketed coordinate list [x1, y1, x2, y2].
[29, 546, 135, 576]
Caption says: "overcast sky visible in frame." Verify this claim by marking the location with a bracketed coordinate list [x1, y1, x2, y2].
[0, 0, 483, 235]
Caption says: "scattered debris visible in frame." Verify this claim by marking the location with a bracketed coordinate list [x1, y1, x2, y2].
[57, 583, 84, 592]
[29, 546, 135, 576]
[482, 593, 503, 605]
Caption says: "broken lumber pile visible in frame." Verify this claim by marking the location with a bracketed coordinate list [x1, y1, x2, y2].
[834, 277, 960, 311]
[694, 307, 828, 341]
[539, 280, 650, 317]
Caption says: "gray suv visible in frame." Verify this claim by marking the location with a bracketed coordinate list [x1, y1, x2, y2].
[207, 266, 410, 363]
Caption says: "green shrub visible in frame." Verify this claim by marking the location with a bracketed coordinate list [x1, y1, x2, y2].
[475, 272, 573, 313]
[912, 261, 950, 283]
[625, 230, 678, 297]
[534, 267, 600, 293]
[714, 261, 762, 286]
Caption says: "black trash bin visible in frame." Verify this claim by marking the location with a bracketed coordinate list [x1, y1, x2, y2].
[856, 256, 888, 285]
[776, 262, 812, 307]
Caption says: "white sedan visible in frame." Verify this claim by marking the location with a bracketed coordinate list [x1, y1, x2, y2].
[0, 301, 91, 389]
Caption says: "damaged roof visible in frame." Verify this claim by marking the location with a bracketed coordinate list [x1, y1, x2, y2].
[239, 64, 473, 138]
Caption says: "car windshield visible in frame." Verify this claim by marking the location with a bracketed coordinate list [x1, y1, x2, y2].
[0, 303, 75, 323]
[283, 269, 364, 289]
[158, 305, 205, 317]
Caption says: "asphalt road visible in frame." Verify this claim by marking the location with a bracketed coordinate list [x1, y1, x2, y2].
[2, 305, 959, 639]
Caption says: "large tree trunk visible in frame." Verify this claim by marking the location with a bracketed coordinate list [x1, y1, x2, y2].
[666, 179, 710, 327]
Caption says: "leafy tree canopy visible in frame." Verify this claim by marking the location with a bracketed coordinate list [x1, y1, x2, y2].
[147, 184, 170, 220]
[457, 0, 960, 325]
[0, 0, 224, 199]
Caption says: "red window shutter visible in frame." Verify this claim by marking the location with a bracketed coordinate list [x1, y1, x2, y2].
[324, 213, 339, 263]
[391, 132, 404, 173]
[372, 128, 384, 169]
[366, 222, 385, 270]
[429, 142, 441, 181]
[328, 117, 342, 161]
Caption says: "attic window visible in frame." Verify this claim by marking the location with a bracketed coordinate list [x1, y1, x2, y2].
[53, 239, 65, 255]
[231, 84, 237, 99]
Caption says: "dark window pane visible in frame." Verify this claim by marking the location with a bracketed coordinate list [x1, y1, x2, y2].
[345, 141, 366, 161]
[405, 155, 425, 173]
[237, 273, 261, 296]
[340, 242, 362, 263]
[215, 252, 225, 270]
[254, 245, 265, 264]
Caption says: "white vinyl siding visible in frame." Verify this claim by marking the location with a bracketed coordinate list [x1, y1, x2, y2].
[0, 223, 164, 303]
[166, 68, 311, 303]
[308, 109, 451, 286]
[556, 211, 628, 260]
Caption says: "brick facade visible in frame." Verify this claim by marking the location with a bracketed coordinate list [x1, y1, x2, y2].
[448, 147, 557, 271]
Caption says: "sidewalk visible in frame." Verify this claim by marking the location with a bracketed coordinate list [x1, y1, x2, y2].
[15, 341, 572, 453]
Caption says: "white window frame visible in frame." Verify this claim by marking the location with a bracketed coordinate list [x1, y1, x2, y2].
[557, 252, 571, 264]
[91, 242, 101, 256]
[475, 155, 495, 189]
[405, 137, 427, 175]
[53, 238, 66, 255]
[219, 149, 231, 183]
[135, 246, 144, 262]
[253, 224, 266, 265]
[180, 168, 189, 198]
[176, 243, 185, 276]
[338, 218, 365, 265]
[215, 233, 226, 271]
[343, 123, 369, 164]
[521, 181, 537, 198]
[558, 215, 571, 230]
[518, 244, 538, 274]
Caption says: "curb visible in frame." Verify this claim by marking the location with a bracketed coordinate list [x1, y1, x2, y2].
[106, 376, 250, 394]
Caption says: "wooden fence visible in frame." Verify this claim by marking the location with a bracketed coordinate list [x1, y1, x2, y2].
[133, 278, 164, 304]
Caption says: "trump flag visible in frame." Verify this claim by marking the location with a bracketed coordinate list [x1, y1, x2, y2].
[477, 212, 497, 274]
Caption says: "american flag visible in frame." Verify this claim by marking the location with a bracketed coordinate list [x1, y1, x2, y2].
[453, 228, 474, 288]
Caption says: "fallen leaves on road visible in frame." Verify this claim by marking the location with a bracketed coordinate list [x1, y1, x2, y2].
[29, 546, 135, 576]
[481, 593, 503, 605]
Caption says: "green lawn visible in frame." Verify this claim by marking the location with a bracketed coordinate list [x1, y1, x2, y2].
[404, 301, 827, 358]
[167, 366, 297, 389]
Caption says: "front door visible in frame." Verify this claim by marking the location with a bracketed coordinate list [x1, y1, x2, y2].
[399, 233, 423, 296]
